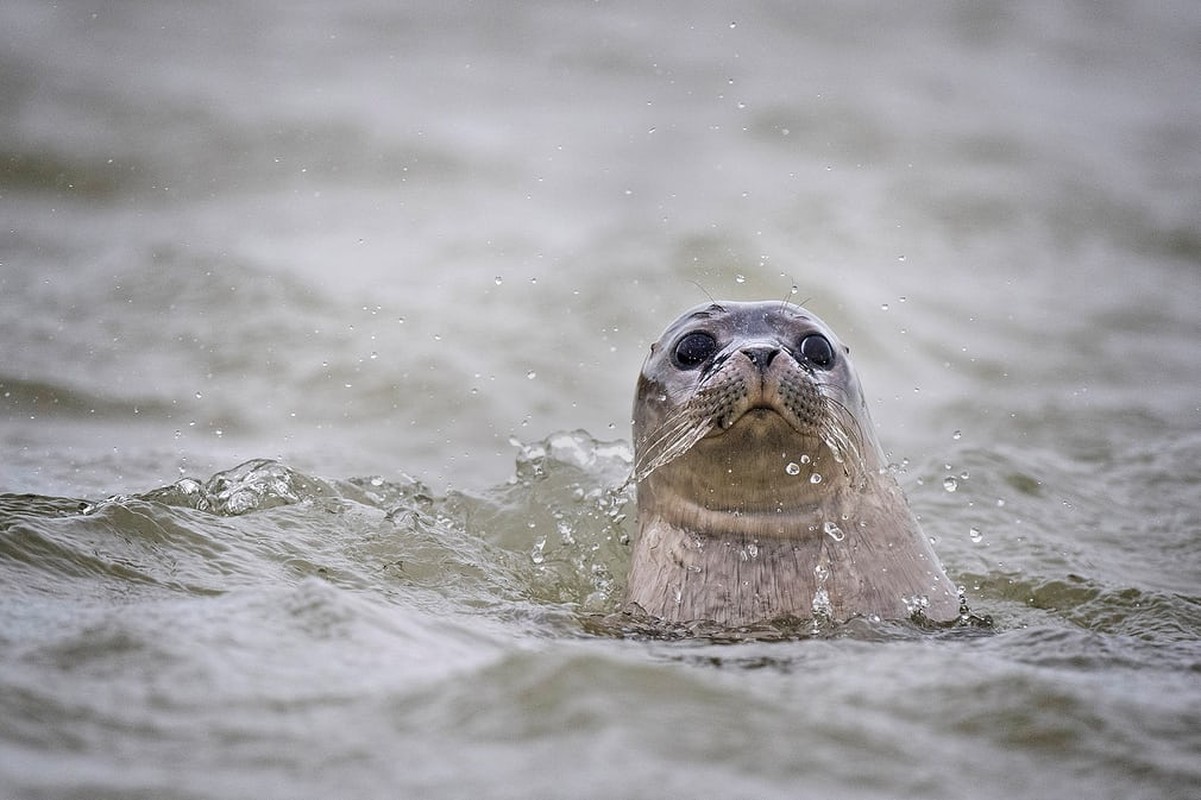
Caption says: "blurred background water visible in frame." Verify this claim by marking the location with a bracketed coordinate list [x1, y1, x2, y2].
[2, 1, 1200, 798]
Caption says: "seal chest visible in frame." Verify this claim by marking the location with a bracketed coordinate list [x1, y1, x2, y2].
[624, 300, 959, 625]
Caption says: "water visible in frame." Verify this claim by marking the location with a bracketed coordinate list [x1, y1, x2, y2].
[3, 1, 1200, 797]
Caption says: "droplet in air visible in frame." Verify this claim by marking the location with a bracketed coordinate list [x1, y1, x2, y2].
[943, 476, 958, 492]
[530, 536, 547, 564]
[812, 588, 832, 616]
[969, 527, 983, 543]
[785, 462, 801, 476]
[735, 274, 746, 284]
[810, 473, 823, 485]
[823, 521, 845, 541]
[494, 276, 503, 285]
[952, 429, 962, 440]
[526, 371, 537, 380]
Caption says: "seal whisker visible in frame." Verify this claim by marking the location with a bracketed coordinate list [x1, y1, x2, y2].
[632, 401, 716, 482]
[816, 393, 868, 485]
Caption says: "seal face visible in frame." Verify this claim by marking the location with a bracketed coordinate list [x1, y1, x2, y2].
[625, 301, 959, 625]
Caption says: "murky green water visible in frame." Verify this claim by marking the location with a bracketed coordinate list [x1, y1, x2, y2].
[3, 1, 1200, 798]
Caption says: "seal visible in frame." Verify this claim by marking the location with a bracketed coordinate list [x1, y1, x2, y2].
[624, 300, 959, 626]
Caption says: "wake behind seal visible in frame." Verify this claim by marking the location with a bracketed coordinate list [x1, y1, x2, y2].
[624, 300, 960, 626]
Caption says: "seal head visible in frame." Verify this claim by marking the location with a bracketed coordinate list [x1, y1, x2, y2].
[625, 300, 959, 625]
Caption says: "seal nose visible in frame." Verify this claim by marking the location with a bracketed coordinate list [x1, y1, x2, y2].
[740, 345, 780, 370]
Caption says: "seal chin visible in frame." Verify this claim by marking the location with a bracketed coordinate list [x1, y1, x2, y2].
[715, 404, 785, 432]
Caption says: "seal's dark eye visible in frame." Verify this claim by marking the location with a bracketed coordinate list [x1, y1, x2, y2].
[799, 334, 835, 369]
[672, 331, 717, 369]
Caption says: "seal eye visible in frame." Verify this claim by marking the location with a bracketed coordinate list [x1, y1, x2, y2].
[672, 331, 718, 369]
[799, 334, 835, 369]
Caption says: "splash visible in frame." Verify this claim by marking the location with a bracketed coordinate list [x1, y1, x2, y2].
[131, 459, 336, 516]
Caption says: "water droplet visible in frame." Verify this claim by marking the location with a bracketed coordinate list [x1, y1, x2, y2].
[810, 473, 823, 485]
[823, 521, 844, 541]
[194, 391, 203, 399]
[969, 527, 983, 543]
[799, 454, 811, 464]
[943, 476, 958, 492]
[526, 370, 537, 380]
[813, 563, 829, 582]
[735, 274, 746, 284]
[530, 535, 547, 564]
[785, 461, 801, 476]
[811, 588, 832, 616]
[880, 303, 889, 312]
[952, 429, 962, 440]
[494, 276, 503, 285]
[960, 470, 970, 480]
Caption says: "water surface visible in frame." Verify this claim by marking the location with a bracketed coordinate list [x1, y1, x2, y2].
[2, 2, 1200, 798]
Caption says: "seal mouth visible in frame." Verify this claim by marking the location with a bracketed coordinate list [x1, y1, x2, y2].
[716, 403, 789, 432]
[632, 375, 868, 487]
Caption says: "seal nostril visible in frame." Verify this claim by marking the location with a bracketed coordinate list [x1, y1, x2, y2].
[740, 346, 780, 370]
